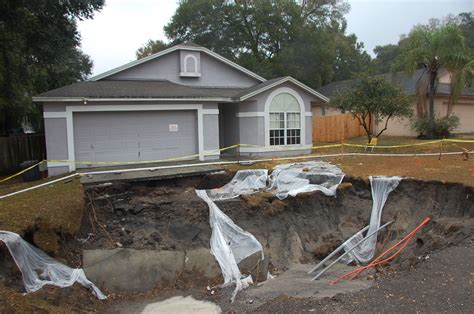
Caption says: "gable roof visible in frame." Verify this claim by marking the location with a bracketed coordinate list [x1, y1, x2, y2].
[89, 43, 267, 82]
[33, 76, 329, 103]
[318, 69, 474, 98]
[238, 76, 330, 102]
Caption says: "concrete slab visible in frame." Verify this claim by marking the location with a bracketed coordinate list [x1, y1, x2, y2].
[83, 249, 185, 292]
[79, 163, 222, 187]
[184, 248, 221, 278]
[83, 247, 268, 293]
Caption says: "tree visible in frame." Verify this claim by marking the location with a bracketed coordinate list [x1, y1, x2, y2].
[136, 39, 168, 59]
[457, 12, 474, 53]
[372, 44, 401, 74]
[163, 0, 370, 88]
[0, 0, 104, 135]
[330, 77, 413, 143]
[392, 23, 472, 138]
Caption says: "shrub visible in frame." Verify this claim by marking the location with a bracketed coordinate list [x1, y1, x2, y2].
[413, 115, 460, 138]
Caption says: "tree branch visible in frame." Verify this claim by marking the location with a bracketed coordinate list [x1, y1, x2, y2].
[375, 114, 393, 138]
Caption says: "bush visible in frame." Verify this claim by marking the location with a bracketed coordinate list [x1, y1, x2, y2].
[413, 115, 460, 138]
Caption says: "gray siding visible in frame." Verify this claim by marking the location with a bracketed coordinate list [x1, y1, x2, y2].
[43, 103, 66, 112]
[44, 117, 69, 175]
[106, 50, 260, 88]
[44, 118, 68, 160]
[305, 116, 312, 145]
[203, 114, 219, 152]
[239, 117, 264, 146]
[238, 100, 259, 112]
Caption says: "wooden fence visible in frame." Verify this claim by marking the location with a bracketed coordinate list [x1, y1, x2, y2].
[312, 114, 366, 143]
[0, 134, 46, 175]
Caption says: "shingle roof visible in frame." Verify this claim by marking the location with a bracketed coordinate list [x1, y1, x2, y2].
[318, 69, 474, 98]
[33, 76, 329, 102]
[234, 77, 287, 98]
[34, 80, 247, 100]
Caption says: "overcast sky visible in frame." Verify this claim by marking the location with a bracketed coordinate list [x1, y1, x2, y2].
[78, 0, 474, 76]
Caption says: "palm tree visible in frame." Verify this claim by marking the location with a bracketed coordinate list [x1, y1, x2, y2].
[393, 24, 473, 138]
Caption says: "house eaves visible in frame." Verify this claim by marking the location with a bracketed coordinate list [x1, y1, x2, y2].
[32, 96, 234, 103]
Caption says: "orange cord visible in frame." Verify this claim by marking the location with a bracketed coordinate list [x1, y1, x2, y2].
[330, 216, 431, 285]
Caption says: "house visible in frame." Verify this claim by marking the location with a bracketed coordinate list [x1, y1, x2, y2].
[315, 69, 474, 137]
[33, 43, 328, 175]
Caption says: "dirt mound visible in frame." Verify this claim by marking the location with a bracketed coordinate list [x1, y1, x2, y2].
[80, 174, 473, 271]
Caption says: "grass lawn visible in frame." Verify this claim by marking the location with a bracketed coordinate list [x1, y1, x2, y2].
[311, 135, 474, 155]
[0, 175, 84, 253]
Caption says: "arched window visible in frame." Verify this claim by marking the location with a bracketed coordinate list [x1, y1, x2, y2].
[269, 93, 301, 145]
[184, 54, 198, 73]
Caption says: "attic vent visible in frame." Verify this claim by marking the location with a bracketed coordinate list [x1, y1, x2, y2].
[180, 51, 201, 77]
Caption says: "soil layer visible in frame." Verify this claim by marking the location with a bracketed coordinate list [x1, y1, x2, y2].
[82, 173, 473, 273]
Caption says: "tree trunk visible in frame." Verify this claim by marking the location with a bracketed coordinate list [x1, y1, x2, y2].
[354, 114, 372, 143]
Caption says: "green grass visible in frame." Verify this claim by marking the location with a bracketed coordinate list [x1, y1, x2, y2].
[0, 176, 84, 253]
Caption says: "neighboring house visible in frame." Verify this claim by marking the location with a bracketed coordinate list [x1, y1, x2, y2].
[315, 69, 474, 137]
[33, 43, 328, 175]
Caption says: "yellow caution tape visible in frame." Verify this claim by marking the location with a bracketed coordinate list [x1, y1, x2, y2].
[444, 138, 474, 143]
[1, 139, 472, 184]
[341, 139, 444, 149]
[48, 144, 241, 166]
[0, 161, 45, 183]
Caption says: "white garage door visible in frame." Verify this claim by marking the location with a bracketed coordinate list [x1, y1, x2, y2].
[73, 111, 198, 167]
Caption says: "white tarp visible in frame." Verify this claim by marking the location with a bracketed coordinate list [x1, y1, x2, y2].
[195, 190, 263, 302]
[206, 170, 268, 201]
[0, 231, 106, 300]
[268, 161, 345, 199]
[343, 176, 402, 264]
[206, 162, 344, 202]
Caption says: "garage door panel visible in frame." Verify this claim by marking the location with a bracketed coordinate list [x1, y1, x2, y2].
[73, 110, 198, 167]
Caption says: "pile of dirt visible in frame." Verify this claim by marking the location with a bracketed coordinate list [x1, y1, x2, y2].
[80, 173, 473, 272]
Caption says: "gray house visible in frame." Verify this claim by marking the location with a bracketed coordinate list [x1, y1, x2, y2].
[34, 43, 328, 175]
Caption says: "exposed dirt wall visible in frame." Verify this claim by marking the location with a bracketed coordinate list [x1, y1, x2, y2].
[82, 173, 473, 271]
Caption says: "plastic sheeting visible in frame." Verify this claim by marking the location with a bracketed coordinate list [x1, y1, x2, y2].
[268, 161, 345, 199]
[206, 170, 268, 201]
[343, 176, 402, 264]
[206, 162, 344, 202]
[0, 231, 106, 300]
[195, 190, 263, 302]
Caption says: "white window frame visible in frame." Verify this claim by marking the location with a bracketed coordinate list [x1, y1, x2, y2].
[269, 111, 301, 146]
[183, 54, 198, 74]
[181, 54, 201, 77]
[264, 87, 306, 147]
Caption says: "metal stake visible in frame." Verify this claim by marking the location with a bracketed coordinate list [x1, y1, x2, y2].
[308, 225, 370, 274]
[311, 220, 394, 281]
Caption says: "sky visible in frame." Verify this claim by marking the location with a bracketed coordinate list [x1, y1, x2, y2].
[78, 0, 474, 76]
